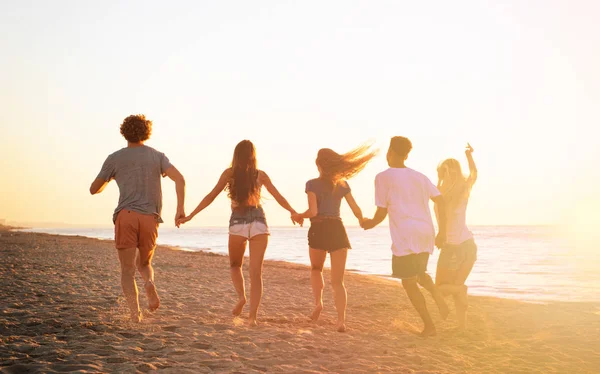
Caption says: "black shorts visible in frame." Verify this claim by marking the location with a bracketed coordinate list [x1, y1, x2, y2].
[308, 218, 351, 252]
[392, 252, 430, 279]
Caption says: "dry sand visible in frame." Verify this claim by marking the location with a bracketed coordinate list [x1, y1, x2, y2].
[1, 225, 599, 373]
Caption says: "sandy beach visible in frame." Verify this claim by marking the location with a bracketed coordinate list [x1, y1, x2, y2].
[1, 225, 599, 374]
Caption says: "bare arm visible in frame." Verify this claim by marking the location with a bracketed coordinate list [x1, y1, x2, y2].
[432, 195, 447, 248]
[465, 143, 477, 186]
[261, 171, 297, 214]
[177, 169, 229, 225]
[344, 191, 364, 222]
[164, 166, 186, 223]
[362, 207, 388, 229]
[89, 178, 109, 195]
[299, 191, 318, 219]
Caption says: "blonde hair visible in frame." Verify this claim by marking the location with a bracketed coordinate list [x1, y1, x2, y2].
[437, 158, 471, 208]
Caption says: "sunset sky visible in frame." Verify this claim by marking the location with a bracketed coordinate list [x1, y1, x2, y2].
[1, 1, 599, 229]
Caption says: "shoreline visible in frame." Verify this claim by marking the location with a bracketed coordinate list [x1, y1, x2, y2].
[14, 226, 590, 305]
[1, 226, 599, 373]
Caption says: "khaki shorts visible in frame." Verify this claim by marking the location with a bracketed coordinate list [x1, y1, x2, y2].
[115, 210, 159, 265]
[392, 252, 430, 279]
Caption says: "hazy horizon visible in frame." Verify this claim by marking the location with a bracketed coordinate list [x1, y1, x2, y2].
[4, 219, 562, 230]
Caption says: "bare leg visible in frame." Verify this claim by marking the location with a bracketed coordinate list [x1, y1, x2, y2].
[436, 255, 476, 329]
[452, 259, 475, 328]
[330, 249, 348, 332]
[454, 291, 468, 329]
[118, 248, 141, 322]
[228, 235, 248, 316]
[248, 234, 268, 326]
[401, 277, 436, 337]
[454, 259, 476, 286]
[309, 248, 327, 321]
[136, 249, 159, 311]
[417, 272, 449, 320]
[136, 251, 155, 283]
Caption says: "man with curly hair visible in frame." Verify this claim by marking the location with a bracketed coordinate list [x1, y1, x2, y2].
[90, 114, 186, 322]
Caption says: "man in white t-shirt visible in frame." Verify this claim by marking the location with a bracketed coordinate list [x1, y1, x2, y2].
[362, 136, 449, 337]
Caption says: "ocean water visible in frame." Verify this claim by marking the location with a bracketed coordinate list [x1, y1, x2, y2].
[19, 226, 599, 303]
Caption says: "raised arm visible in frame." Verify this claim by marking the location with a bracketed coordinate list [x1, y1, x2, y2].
[177, 169, 229, 226]
[344, 191, 364, 223]
[164, 166, 186, 226]
[465, 143, 477, 186]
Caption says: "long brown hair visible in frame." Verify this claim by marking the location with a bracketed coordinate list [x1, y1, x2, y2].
[227, 140, 260, 205]
[316, 143, 378, 187]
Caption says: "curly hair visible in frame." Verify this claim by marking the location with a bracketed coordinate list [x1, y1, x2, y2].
[120, 114, 152, 143]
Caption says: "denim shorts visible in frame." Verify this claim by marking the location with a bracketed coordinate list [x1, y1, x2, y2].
[438, 238, 478, 271]
[229, 206, 269, 239]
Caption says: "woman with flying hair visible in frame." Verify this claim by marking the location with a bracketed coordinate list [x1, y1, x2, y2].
[177, 140, 302, 326]
[293, 144, 377, 332]
[435, 143, 478, 329]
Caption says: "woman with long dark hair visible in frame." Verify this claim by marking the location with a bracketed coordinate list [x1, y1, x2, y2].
[293, 144, 377, 332]
[178, 140, 302, 326]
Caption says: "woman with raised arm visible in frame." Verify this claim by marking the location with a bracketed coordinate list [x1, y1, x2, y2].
[435, 143, 478, 329]
[177, 140, 302, 326]
[293, 144, 377, 332]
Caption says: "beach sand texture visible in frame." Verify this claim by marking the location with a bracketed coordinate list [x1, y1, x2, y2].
[1, 226, 599, 373]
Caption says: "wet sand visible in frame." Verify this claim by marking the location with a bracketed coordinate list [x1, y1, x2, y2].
[1, 225, 599, 373]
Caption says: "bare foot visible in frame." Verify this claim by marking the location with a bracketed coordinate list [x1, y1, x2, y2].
[144, 281, 160, 312]
[336, 322, 347, 333]
[311, 303, 323, 321]
[247, 318, 258, 327]
[420, 325, 437, 338]
[232, 298, 246, 316]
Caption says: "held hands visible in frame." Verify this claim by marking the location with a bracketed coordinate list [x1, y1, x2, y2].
[290, 211, 304, 227]
[360, 217, 376, 230]
[176, 215, 193, 227]
[175, 208, 186, 228]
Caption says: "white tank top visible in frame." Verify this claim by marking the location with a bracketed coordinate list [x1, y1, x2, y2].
[445, 198, 473, 245]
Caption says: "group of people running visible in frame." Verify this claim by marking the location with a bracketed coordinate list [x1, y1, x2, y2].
[90, 114, 478, 337]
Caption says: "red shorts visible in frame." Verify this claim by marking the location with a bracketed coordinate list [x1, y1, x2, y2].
[115, 210, 159, 265]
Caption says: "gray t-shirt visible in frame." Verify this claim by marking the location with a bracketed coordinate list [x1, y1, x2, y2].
[305, 178, 351, 218]
[96, 146, 173, 223]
